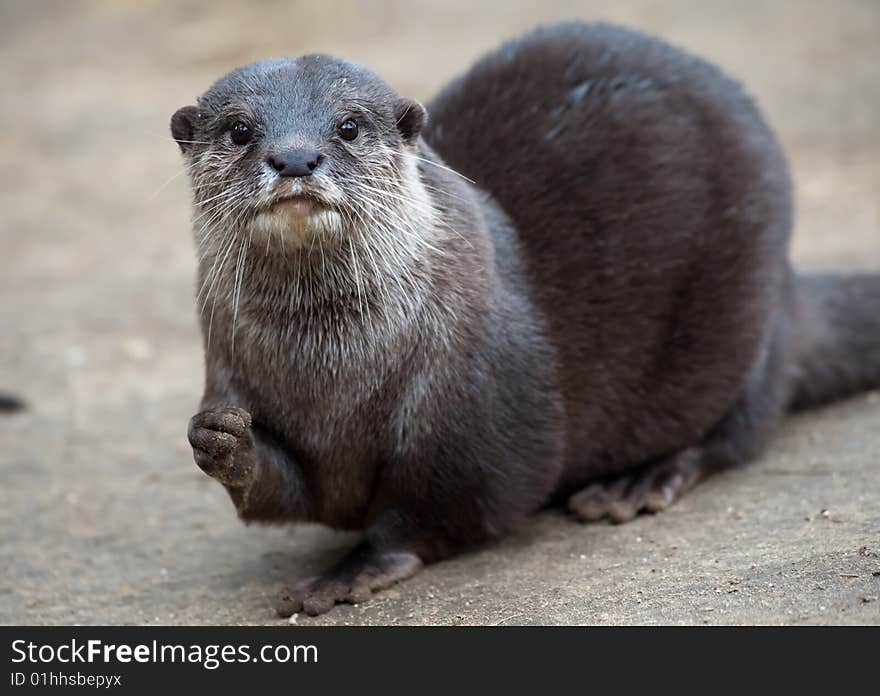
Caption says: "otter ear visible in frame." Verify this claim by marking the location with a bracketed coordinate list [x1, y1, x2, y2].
[394, 98, 426, 144]
[170, 105, 200, 153]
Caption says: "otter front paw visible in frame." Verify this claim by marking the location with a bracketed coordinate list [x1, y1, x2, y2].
[187, 407, 255, 487]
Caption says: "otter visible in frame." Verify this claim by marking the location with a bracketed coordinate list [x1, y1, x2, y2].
[170, 22, 880, 617]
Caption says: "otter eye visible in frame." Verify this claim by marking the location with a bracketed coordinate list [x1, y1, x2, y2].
[230, 121, 252, 145]
[338, 119, 359, 141]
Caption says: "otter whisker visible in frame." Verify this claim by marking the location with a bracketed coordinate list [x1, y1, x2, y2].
[344, 193, 441, 323]
[196, 196, 249, 307]
[348, 184, 450, 255]
[205, 226, 240, 348]
[346, 201, 393, 296]
[192, 192, 240, 222]
[407, 153, 476, 184]
[350, 171, 473, 207]
[203, 192, 253, 350]
[194, 197, 244, 252]
[196, 204, 240, 299]
[230, 231, 251, 359]
[196, 225, 236, 305]
[348, 237, 367, 321]
[349, 178, 471, 253]
[149, 167, 190, 201]
[346, 202, 402, 310]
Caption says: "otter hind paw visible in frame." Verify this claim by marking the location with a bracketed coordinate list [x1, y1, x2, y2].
[568, 448, 703, 524]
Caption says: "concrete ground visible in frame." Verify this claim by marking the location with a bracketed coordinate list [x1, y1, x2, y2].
[1, 0, 878, 626]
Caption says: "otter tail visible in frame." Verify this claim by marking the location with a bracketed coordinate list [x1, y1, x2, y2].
[789, 273, 880, 410]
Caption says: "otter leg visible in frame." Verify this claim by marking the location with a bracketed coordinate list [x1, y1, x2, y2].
[569, 330, 791, 524]
[277, 513, 426, 617]
[188, 407, 308, 521]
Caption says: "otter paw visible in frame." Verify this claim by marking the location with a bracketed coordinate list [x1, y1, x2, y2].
[568, 448, 703, 524]
[187, 407, 254, 486]
[276, 551, 422, 617]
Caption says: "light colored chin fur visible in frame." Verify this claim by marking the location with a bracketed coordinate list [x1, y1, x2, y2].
[251, 206, 345, 249]
[245, 151, 437, 257]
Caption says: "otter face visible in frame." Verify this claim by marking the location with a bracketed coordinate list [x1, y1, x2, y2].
[170, 55, 427, 251]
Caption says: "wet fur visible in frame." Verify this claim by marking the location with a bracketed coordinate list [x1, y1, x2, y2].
[173, 23, 880, 615]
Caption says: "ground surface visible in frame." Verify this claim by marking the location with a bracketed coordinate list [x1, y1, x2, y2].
[1, 0, 878, 625]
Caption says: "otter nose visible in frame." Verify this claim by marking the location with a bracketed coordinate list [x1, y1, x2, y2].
[266, 150, 323, 178]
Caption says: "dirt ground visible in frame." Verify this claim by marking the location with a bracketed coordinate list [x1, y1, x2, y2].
[1, 0, 878, 626]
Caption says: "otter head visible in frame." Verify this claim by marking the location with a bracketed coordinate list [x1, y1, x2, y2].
[170, 55, 429, 252]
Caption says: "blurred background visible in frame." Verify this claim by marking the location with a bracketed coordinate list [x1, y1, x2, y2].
[1, 1, 878, 625]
